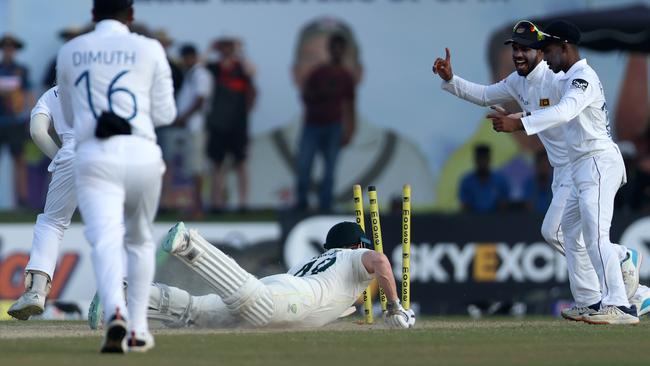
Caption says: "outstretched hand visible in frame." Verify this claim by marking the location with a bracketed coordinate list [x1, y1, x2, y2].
[432, 48, 453, 82]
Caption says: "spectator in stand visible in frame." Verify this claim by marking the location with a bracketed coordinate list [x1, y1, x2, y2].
[523, 151, 553, 214]
[246, 18, 435, 210]
[0, 33, 33, 208]
[42, 26, 84, 88]
[206, 37, 257, 212]
[295, 33, 355, 212]
[174, 44, 213, 218]
[459, 144, 510, 213]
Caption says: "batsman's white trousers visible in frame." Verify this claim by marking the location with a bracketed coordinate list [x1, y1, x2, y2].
[562, 146, 629, 307]
[25, 143, 77, 279]
[76, 136, 164, 333]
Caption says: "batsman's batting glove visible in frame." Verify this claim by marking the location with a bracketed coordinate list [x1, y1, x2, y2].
[385, 300, 413, 329]
[407, 308, 416, 328]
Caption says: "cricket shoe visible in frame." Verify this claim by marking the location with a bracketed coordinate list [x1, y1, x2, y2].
[561, 302, 600, 322]
[7, 271, 51, 320]
[162, 222, 204, 263]
[127, 330, 155, 353]
[7, 292, 46, 321]
[88, 291, 103, 330]
[582, 305, 639, 325]
[621, 248, 642, 300]
[162, 222, 190, 254]
[100, 309, 128, 354]
[88, 281, 128, 330]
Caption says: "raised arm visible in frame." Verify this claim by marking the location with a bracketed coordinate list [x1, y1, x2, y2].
[434, 48, 514, 106]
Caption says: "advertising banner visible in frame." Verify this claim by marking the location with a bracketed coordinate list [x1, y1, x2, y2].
[281, 213, 650, 314]
[0, 222, 280, 319]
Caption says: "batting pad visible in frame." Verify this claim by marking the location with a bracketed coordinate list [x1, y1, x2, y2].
[171, 229, 274, 326]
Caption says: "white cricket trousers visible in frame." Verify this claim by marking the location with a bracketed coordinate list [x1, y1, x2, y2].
[562, 146, 629, 307]
[541, 165, 601, 306]
[76, 136, 164, 334]
[25, 145, 77, 278]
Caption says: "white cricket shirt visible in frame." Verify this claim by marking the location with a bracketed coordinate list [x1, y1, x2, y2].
[286, 248, 374, 325]
[521, 59, 614, 162]
[56, 20, 176, 145]
[441, 61, 568, 167]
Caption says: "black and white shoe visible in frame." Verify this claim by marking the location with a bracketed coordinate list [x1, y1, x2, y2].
[100, 309, 128, 354]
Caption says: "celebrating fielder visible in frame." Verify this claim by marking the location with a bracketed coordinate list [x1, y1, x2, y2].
[433, 20, 649, 323]
[143, 221, 415, 329]
[486, 21, 639, 324]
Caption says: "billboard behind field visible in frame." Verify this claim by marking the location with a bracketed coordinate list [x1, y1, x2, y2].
[0, 0, 647, 210]
[281, 213, 650, 315]
[0, 222, 279, 320]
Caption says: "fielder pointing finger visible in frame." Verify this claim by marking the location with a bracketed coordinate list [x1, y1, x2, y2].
[485, 21, 639, 324]
[434, 20, 649, 322]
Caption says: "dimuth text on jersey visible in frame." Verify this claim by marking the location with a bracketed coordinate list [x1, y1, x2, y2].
[72, 50, 136, 66]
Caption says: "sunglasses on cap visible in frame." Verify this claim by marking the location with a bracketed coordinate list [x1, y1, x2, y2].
[514, 20, 573, 45]
[537, 30, 569, 43]
[511, 20, 545, 42]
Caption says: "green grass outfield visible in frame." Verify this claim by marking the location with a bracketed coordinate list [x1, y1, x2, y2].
[1, 317, 649, 366]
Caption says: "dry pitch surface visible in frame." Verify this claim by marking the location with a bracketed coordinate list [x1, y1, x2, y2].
[1, 317, 650, 366]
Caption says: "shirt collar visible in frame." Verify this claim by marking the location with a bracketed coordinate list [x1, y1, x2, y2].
[94, 20, 131, 35]
[560, 59, 587, 80]
[526, 60, 547, 82]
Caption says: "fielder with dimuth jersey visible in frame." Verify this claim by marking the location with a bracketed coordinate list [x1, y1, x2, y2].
[7, 86, 78, 320]
[57, 0, 176, 352]
[432, 20, 650, 321]
[141, 221, 415, 329]
[487, 21, 639, 324]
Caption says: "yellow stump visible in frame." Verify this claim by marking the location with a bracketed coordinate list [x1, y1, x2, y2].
[402, 184, 411, 310]
[367, 186, 388, 312]
[354, 184, 373, 324]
